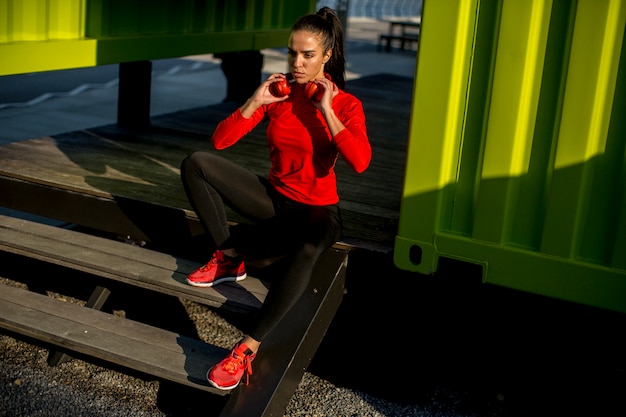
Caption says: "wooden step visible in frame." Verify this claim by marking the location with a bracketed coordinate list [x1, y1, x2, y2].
[0, 212, 350, 416]
[0, 213, 266, 314]
[0, 283, 229, 394]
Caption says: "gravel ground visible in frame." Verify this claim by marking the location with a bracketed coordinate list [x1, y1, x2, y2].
[3, 257, 626, 417]
[0, 273, 479, 417]
[0, 335, 471, 417]
[3, 240, 626, 417]
[3, 251, 626, 417]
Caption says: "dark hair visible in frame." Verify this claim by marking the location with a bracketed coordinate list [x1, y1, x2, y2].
[291, 7, 346, 90]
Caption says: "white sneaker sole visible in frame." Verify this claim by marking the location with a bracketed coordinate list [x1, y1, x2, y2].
[186, 273, 247, 288]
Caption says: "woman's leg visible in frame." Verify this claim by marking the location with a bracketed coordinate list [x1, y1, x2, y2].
[207, 204, 341, 389]
[248, 204, 342, 342]
[180, 151, 276, 249]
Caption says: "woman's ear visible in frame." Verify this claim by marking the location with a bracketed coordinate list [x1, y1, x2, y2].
[323, 49, 332, 64]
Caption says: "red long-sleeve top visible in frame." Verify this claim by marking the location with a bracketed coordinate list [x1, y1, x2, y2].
[212, 88, 372, 205]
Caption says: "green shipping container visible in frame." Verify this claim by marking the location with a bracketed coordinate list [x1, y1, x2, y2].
[0, 0, 316, 76]
[394, 0, 626, 314]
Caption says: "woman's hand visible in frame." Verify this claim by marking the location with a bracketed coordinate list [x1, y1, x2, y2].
[309, 76, 338, 114]
[259, 73, 291, 102]
[307, 76, 344, 137]
[240, 73, 290, 117]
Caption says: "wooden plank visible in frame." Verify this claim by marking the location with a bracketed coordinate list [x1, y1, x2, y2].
[0, 283, 229, 394]
[0, 214, 267, 313]
[0, 244, 350, 417]
[0, 175, 207, 248]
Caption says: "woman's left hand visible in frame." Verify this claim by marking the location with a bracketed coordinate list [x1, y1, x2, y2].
[310, 77, 338, 112]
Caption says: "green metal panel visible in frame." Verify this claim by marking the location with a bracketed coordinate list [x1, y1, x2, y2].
[394, 0, 626, 314]
[86, 0, 315, 63]
[0, 0, 95, 74]
[0, 0, 315, 75]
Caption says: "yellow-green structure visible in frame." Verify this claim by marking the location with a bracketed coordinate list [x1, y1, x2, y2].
[0, 0, 316, 76]
[395, 0, 626, 314]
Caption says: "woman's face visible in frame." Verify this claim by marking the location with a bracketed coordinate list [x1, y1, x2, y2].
[287, 30, 331, 84]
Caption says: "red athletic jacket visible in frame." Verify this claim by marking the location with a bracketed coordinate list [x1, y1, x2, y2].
[212, 87, 371, 206]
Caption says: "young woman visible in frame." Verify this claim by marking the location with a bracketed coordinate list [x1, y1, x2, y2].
[180, 6, 371, 390]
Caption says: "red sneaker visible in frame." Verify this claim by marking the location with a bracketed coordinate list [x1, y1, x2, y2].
[207, 342, 256, 390]
[187, 250, 246, 287]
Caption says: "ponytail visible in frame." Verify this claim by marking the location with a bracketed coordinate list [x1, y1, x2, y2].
[291, 7, 346, 90]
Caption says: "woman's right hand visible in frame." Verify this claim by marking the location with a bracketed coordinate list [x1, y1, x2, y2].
[258, 73, 291, 102]
[241, 73, 290, 117]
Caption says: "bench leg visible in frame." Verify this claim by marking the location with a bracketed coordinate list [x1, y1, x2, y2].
[218, 248, 349, 417]
[47, 285, 112, 366]
[378, 35, 392, 52]
[117, 61, 152, 129]
[215, 51, 264, 103]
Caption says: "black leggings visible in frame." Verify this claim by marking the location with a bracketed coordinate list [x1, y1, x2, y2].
[180, 151, 342, 341]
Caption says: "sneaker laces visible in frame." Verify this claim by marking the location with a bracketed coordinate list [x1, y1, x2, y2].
[221, 349, 254, 385]
[198, 251, 226, 272]
[198, 258, 218, 272]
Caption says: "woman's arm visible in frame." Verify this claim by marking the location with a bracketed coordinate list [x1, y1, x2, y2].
[312, 78, 371, 173]
[212, 73, 289, 150]
[331, 98, 371, 173]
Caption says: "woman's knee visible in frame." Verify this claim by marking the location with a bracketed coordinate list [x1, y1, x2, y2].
[180, 151, 203, 177]
[181, 151, 227, 185]
[295, 242, 327, 265]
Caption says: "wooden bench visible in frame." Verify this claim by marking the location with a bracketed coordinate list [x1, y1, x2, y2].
[0, 73, 411, 415]
[378, 19, 421, 52]
[379, 33, 420, 52]
[0, 213, 349, 417]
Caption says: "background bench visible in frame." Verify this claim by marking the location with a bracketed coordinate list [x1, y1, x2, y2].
[378, 18, 421, 52]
